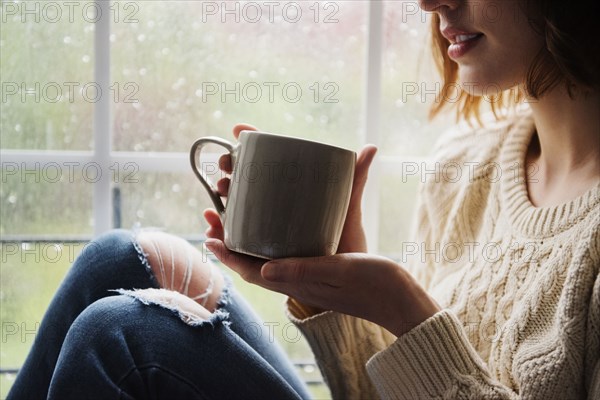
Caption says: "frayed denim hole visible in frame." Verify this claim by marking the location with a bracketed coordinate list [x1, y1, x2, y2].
[112, 288, 230, 328]
[216, 273, 233, 309]
[130, 230, 160, 289]
[211, 272, 233, 328]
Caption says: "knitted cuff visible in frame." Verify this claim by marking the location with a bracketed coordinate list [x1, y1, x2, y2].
[286, 304, 355, 356]
[366, 309, 489, 398]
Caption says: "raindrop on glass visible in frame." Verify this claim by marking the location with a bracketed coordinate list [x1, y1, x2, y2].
[303, 365, 315, 373]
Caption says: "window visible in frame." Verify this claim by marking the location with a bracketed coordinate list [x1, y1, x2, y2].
[0, 1, 450, 398]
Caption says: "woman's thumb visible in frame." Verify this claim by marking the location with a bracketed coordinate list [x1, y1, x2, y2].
[352, 144, 378, 195]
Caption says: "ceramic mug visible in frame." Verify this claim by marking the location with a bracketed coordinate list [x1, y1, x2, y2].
[190, 130, 356, 259]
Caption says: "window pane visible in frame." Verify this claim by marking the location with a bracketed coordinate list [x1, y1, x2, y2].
[1, 166, 93, 236]
[380, 1, 452, 156]
[0, 242, 81, 397]
[1, 4, 94, 150]
[111, 1, 367, 152]
[115, 170, 213, 235]
[378, 172, 419, 258]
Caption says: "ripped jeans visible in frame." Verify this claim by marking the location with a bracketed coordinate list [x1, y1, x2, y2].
[7, 230, 311, 400]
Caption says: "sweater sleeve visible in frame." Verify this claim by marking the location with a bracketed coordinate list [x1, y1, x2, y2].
[366, 309, 519, 399]
[367, 295, 600, 400]
[286, 303, 396, 399]
[293, 273, 600, 400]
[585, 268, 600, 399]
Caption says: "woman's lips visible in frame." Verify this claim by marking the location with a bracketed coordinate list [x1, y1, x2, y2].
[447, 33, 484, 59]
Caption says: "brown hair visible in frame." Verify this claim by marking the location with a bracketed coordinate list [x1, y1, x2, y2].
[429, 1, 600, 122]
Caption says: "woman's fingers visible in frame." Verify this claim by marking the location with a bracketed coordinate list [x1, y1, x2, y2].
[204, 239, 335, 305]
[203, 239, 270, 286]
[203, 208, 222, 227]
[350, 144, 378, 206]
[203, 209, 224, 240]
[336, 145, 377, 253]
[216, 178, 230, 196]
[217, 124, 259, 185]
[232, 123, 258, 139]
[204, 124, 259, 241]
[219, 154, 232, 173]
[260, 253, 366, 286]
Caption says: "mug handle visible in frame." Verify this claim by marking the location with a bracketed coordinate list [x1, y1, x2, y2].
[190, 137, 237, 215]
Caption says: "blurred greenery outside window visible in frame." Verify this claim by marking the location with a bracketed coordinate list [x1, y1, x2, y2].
[0, 1, 452, 398]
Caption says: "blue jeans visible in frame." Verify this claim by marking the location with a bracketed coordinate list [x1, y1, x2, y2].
[7, 230, 311, 400]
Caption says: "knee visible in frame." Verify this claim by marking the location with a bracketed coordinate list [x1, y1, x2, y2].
[94, 229, 134, 247]
[69, 293, 220, 342]
[58, 295, 184, 377]
[136, 231, 224, 312]
[52, 295, 226, 400]
[78, 229, 136, 262]
[69, 229, 141, 278]
[62, 295, 143, 354]
[71, 295, 139, 331]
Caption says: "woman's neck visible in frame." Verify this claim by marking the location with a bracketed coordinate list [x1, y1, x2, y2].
[525, 85, 600, 207]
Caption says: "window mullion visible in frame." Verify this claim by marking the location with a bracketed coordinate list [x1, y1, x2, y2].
[93, 0, 112, 236]
[362, 0, 384, 253]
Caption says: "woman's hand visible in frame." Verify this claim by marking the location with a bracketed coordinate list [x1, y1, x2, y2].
[203, 239, 440, 337]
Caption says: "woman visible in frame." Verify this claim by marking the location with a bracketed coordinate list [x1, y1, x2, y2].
[9, 0, 599, 398]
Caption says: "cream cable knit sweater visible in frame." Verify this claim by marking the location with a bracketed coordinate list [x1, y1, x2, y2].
[288, 110, 600, 399]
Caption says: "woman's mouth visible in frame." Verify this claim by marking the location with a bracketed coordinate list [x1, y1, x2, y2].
[441, 27, 484, 59]
[447, 33, 484, 59]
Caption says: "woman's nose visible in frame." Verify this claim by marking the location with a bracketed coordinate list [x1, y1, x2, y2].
[418, 0, 460, 13]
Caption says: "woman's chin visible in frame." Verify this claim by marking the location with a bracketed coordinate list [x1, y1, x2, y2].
[457, 70, 505, 97]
